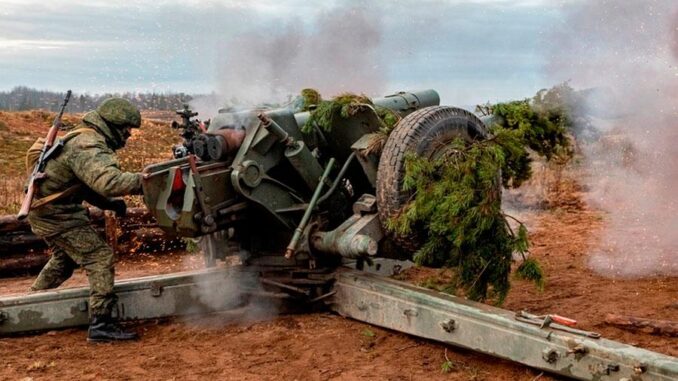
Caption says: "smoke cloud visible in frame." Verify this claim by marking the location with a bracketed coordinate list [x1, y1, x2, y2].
[192, 4, 385, 116]
[184, 233, 277, 325]
[189, 266, 278, 325]
[547, 1, 678, 277]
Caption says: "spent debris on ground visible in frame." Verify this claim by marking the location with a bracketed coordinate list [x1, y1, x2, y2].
[302, 85, 575, 303]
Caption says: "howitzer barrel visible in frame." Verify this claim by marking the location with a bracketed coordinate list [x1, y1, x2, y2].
[293, 89, 440, 127]
[372, 89, 440, 112]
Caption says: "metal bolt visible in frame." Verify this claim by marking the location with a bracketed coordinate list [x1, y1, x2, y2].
[150, 283, 163, 297]
[566, 344, 588, 360]
[440, 319, 456, 333]
[203, 215, 215, 226]
[633, 364, 647, 374]
[542, 348, 559, 364]
[77, 301, 88, 312]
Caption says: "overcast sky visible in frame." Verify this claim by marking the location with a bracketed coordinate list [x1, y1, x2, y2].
[2, 0, 575, 105]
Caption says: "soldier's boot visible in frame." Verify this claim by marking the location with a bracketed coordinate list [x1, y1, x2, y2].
[87, 315, 138, 342]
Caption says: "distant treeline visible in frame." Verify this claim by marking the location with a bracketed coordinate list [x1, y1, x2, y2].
[0, 86, 197, 112]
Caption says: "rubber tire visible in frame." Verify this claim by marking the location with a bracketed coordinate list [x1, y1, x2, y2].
[376, 106, 489, 253]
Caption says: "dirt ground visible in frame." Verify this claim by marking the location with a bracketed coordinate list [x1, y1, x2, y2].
[0, 110, 675, 380]
[1, 188, 677, 381]
[0, 252, 553, 381]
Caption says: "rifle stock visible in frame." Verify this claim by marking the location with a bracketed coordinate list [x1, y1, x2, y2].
[17, 90, 72, 220]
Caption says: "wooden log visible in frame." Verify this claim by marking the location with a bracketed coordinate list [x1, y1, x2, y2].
[0, 207, 186, 277]
[0, 252, 48, 276]
[0, 207, 154, 255]
[0, 233, 45, 248]
[0, 228, 174, 257]
[88, 207, 152, 223]
[0, 229, 184, 277]
[0, 215, 29, 233]
[0, 207, 152, 233]
[604, 313, 678, 337]
[130, 228, 185, 253]
[0, 226, 174, 257]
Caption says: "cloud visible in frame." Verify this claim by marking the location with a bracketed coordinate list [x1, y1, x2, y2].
[0, 0, 563, 104]
[0, 39, 89, 50]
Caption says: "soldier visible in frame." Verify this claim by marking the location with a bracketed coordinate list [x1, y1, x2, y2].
[27, 98, 143, 342]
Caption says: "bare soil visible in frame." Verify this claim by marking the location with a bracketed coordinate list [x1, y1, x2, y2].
[2, 195, 677, 381]
[0, 112, 675, 380]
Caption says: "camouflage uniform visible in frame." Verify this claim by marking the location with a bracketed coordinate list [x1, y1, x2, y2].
[29, 98, 142, 318]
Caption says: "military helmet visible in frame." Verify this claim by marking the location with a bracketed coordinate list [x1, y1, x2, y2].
[96, 97, 141, 129]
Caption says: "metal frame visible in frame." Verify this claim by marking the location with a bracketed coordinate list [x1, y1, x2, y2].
[0, 268, 267, 334]
[330, 269, 678, 381]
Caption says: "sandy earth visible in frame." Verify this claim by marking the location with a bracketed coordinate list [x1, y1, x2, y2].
[0, 160, 676, 380]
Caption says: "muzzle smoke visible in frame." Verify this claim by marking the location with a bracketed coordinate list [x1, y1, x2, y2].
[192, 5, 385, 117]
[547, 1, 678, 277]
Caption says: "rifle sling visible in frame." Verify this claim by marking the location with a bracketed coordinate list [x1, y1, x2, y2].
[31, 184, 83, 209]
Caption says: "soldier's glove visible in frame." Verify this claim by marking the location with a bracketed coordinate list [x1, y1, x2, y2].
[109, 198, 127, 217]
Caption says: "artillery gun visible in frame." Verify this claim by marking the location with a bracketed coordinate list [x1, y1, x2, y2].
[1, 90, 676, 381]
[143, 89, 460, 268]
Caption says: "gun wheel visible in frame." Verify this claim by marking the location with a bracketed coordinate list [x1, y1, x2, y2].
[376, 106, 489, 254]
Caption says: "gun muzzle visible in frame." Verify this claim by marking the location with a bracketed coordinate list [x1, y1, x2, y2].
[206, 129, 246, 161]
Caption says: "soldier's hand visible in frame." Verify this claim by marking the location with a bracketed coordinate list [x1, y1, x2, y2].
[110, 199, 127, 217]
